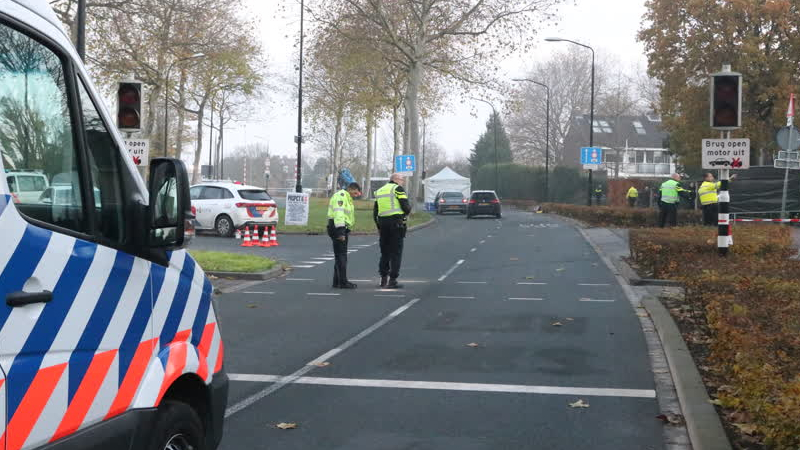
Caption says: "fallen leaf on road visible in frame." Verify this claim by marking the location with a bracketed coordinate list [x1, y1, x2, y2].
[313, 361, 330, 367]
[551, 322, 563, 327]
[656, 413, 685, 425]
[525, 276, 536, 280]
[733, 423, 757, 435]
[208, 274, 219, 280]
[247, 304, 258, 309]
[592, 263, 599, 267]
[466, 342, 480, 348]
[566, 318, 574, 321]
[556, 267, 566, 272]
[709, 398, 724, 406]
[636, 311, 649, 317]
[275, 422, 297, 430]
[510, 257, 519, 261]
[569, 399, 589, 408]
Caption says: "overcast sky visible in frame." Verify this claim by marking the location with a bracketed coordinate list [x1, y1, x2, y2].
[223, 0, 649, 166]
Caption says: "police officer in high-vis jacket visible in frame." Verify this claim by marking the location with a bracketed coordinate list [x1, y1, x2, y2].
[698, 172, 736, 226]
[373, 173, 412, 289]
[658, 173, 688, 228]
[328, 182, 361, 289]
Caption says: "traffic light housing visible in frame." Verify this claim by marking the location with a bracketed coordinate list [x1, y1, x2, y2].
[117, 81, 142, 131]
[710, 70, 742, 130]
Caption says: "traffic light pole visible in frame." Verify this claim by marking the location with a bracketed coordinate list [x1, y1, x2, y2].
[718, 130, 731, 256]
[295, 0, 305, 193]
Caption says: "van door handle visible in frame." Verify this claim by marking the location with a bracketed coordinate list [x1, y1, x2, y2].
[6, 291, 53, 307]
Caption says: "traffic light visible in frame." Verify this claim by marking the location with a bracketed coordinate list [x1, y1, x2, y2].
[710, 70, 742, 129]
[117, 81, 141, 131]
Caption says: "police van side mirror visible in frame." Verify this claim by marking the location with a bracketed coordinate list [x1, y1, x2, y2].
[148, 158, 194, 249]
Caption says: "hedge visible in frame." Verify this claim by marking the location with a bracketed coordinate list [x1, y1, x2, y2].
[629, 225, 800, 448]
[540, 203, 703, 228]
[472, 164, 604, 203]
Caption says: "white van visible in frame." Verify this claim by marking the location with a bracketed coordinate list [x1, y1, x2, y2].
[5, 171, 49, 203]
[0, 1, 228, 449]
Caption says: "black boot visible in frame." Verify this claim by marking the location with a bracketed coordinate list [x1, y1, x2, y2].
[380, 276, 388, 288]
[339, 281, 357, 289]
[385, 278, 403, 289]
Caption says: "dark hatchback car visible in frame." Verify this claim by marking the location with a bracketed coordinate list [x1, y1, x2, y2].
[435, 191, 467, 214]
[467, 190, 501, 218]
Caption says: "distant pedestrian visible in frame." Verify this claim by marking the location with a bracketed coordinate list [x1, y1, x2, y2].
[659, 174, 688, 227]
[626, 186, 639, 207]
[594, 185, 603, 205]
[698, 172, 736, 226]
[327, 182, 362, 289]
[374, 173, 412, 289]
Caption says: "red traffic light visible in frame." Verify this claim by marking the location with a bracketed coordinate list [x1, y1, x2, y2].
[117, 82, 142, 131]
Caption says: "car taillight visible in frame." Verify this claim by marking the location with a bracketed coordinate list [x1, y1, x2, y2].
[491, 199, 500, 204]
[439, 198, 445, 203]
[462, 199, 467, 203]
[469, 199, 477, 204]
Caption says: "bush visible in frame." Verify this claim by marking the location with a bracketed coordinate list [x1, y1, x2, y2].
[541, 203, 702, 228]
[472, 164, 600, 203]
[629, 225, 800, 448]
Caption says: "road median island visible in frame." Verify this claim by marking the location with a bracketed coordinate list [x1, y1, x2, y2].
[629, 225, 800, 449]
[190, 250, 284, 280]
[276, 197, 433, 235]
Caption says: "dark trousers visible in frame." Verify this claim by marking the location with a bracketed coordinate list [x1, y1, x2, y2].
[331, 233, 349, 286]
[378, 218, 405, 279]
[659, 202, 678, 228]
[702, 203, 718, 226]
[628, 197, 637, 207]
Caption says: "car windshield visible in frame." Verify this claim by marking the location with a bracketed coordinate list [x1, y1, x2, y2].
[472, 192, 497, 202]
[238, 189, 272, 201]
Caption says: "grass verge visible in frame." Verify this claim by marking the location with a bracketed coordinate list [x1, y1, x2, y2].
[190, 250, 277, 273]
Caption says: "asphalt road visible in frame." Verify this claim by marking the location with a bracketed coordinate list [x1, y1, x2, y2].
[213, 208, 665, 449]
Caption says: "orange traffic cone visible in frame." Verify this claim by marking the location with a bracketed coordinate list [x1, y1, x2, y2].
[241, 226, 252, 247]
[270, 226, 279, 247]
[258, 226, 271, 247]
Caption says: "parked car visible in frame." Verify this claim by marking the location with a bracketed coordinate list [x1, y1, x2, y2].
[190, 182, 279, 236]
[5, 170, 49, 203]
[467, 190, 502, 218]
[435, 191, 467, 214]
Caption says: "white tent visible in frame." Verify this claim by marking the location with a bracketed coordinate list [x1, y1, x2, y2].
[423, 167, 471, 204]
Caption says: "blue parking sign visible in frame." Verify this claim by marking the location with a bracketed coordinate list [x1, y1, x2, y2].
[580, 147, 603, 165]
[395, 155, 416, 173]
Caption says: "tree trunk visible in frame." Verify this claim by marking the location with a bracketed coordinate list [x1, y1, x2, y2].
[175, 67, 187, 160]
[365, 110, 374, 196]
[191, 97, 207, 184]
[403, 60, 422, 201]
[218, 99, 225, 179]
[144, 86, 160, 143]
[393, 104, 401, 162]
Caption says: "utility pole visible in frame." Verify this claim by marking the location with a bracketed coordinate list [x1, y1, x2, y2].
[295, 0, 305, 193]
[76, 0, 86, 61]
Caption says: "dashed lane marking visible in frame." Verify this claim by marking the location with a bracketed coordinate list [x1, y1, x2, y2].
[579, 283, 611, 287]
[300, 261, 326, 265]
[242, 291, 276, 295]
[456, 281, 486, 284]
[470, 248, 477, 252]
[227, 374, 656, 399]
[517, 282, 547, 285]
[507, 297, 544, 301]
[579, 298, 616, 302]
[312, 257, 335, 261]
[308, 293, 340, 296]
[438, 259, 465, 282]
[479, 240, 486, 244]
[292, 265, 315, 268]
[438, 296, 475, 300]
[376, 294, 406, 298]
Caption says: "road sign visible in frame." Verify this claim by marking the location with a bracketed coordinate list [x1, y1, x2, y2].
[285, 192, 310, 226]
[123, 138, 149, 167]
[701, 138, 750, 169]
[775, 151, 800, 170]
[395, 155, 416, 173]
[776, 126, 800, 151]
[580, 147, 603, 165]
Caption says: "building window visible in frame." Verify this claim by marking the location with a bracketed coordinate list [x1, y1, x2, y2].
[632, 120, 646, 134]
[592, 120, 613, 133]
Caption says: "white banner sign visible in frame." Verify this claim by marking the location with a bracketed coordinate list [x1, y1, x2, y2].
[701, 138, 750, 169]
[124, 138, 150, 167]
[285, 192, 310, 226]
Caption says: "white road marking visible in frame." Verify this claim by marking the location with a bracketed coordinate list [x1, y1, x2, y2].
[242, 292, 275, 295]
[300, 261, 326, 265]
[292, 265, 315, 269]
[470, 248, 477, 252]
[403, 280, 429, 284]
[518, 282, 547, 285]
[579, 283, 611, 287]
[307, 348, 341, 366]
[308, 293, 340, 296]
[312, 257, 335, 261]
[438, 296, 475, 300]
[456, 281, 486, 284]
[287, 278, 314, 281]
[350, 279, 373, 283]
[376, 294, 406, 298]
[479, 240, 486, 244]
[438, 259, 465, 282]
[507, 297, 544, 301]
[579, 298, 616, 302]
[227, 374, 656, 399]
[225, 297, 421, 417]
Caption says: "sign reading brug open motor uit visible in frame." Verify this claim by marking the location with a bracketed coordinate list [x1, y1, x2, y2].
[701, 138, 750, 170]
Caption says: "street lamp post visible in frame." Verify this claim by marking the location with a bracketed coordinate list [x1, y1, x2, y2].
[164, 53, 205, 157]
[545, 37, 595, 206]
[514, 78, 550, 202]
[77, 0, 86, 61]
[295, 0, 305, 193]
[472, 98, 499, 193]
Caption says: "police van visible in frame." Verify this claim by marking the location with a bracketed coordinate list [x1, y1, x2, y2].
[0, 1, 228, 449]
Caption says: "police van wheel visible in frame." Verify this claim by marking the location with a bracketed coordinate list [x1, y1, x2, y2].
[148, 401, 205, 450]
[215, 215, 234, 237]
